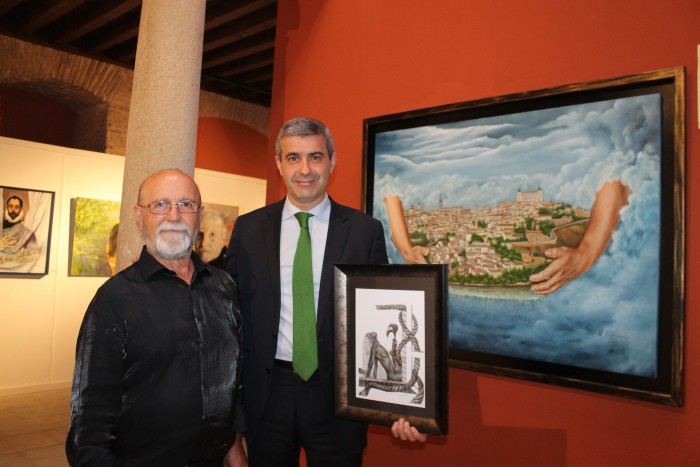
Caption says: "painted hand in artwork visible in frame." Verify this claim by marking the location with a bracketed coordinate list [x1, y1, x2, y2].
[529, 180, 631, 295]
[385, 195, 431, 264]
[0, 235, 18, 250]
[528, 245, 595, 295]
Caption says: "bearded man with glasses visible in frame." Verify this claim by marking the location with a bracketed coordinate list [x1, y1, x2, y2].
[66, 169, 247, 466]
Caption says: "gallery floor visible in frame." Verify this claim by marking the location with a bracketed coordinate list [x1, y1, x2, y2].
[0, 387, 70, 466]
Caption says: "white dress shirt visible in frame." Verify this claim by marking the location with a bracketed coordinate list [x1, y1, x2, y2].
[275, 195, 330, 361]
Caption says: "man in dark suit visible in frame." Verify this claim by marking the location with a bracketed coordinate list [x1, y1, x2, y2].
[225, 118, 424, 467]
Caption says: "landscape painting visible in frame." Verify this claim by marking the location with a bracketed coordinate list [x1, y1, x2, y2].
[69, 197, 120, 277]
[363, 68, 684, 405]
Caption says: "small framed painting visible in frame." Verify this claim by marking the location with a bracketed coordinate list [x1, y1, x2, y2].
[1, 185, 55, 276]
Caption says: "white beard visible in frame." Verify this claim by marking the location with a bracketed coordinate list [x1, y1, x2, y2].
[144, 221, 194, 260]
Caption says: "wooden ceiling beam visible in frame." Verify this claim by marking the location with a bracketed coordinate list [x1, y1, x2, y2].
[54, 0, 141, 44]
[17, 0, 84, 34]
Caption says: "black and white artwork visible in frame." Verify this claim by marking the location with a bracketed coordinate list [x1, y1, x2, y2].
[355, 288, 426, 408]
[334, 264, 448, 434]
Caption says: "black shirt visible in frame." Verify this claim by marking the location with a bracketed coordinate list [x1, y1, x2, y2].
[66, 248, 243, 466]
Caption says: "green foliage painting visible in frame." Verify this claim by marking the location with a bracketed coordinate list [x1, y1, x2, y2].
[69, 197, 120, 276]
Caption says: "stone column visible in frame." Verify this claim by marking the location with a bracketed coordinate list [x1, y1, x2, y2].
[115, 0, 206, 272]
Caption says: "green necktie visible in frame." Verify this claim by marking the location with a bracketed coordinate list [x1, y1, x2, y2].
[292, 212, 318, 380]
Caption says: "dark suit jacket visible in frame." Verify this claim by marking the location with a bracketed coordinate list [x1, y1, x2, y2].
[225, 197, 388, 451]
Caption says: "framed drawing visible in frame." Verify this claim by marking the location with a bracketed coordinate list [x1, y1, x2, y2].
[1, 185, 55, 276]
[69, 197, 121, 277]
[363, 67, 685, 406]
[334, 264, 448, 435]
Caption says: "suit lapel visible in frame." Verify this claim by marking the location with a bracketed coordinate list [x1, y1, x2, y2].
[317, 199, 350, 331]
[265, 200, 284, 315]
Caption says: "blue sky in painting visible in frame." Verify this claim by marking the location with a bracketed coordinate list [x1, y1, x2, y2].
[372, 94, 662, 376]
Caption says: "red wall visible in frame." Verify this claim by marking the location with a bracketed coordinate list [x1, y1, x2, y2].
[196, 117, 268, 179]
[268, 0, 700, 465]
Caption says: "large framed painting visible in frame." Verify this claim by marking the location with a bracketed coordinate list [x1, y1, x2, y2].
[363, 67, 685, 406]
[334, 264, 448, 435]
[1, 185, 55, 276]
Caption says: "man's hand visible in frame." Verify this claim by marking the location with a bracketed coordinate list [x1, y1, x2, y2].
[391, 418, 427, 443]
[223, 434, 248, 467]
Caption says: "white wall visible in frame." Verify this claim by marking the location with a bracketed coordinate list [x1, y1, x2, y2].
[0, 136, 266, 394]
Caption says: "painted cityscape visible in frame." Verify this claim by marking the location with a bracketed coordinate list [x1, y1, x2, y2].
[401, 188, 590, 287]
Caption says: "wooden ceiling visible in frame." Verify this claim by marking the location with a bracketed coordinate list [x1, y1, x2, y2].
[0, 0, 277, 107]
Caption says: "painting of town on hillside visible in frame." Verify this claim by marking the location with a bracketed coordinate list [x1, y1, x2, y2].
[398, 188, 590, 288]
[367, 89, 667, 387]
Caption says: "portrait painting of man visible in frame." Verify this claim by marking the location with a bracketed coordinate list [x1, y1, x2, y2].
[194, 202, 238, 269]
[1, 186, 55, 275]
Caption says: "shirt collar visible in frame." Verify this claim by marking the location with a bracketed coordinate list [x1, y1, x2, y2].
[135, 245, 209, 282]
[282, 194, 331, 222]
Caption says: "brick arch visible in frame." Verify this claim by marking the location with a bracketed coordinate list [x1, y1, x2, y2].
[1, 35, 269, 155]
[4, 78, 107, 110]
[1, 35, 132, 153]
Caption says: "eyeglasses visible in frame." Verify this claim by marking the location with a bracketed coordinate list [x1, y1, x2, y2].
[139, 200, 199, 215]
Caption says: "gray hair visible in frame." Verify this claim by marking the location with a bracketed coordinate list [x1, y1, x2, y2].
[275, 117, 334, 159]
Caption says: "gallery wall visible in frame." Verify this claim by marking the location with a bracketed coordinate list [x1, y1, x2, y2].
[196, 117, 269, 179]
[0, 136, 266, 394]
[268, 0, 699, 465]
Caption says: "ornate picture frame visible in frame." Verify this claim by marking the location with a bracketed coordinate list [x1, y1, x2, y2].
[334, 264, 448, 435]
